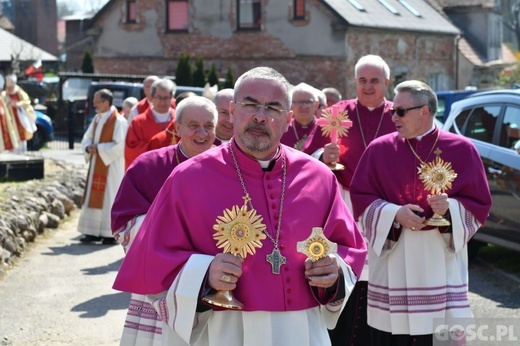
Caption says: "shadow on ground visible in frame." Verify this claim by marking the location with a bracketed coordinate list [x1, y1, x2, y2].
[81, 258, 123, 275]
[72, 291, 130, 317]
[42, 237, 119, 256]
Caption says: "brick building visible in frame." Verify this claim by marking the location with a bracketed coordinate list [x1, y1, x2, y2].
[14, 0, 58, 56]
[62, 14, 95, 72]
[80, 0, 461, 97]
[426, 0, 517, 89]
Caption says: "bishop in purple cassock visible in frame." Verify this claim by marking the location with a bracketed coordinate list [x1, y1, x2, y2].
[350, 80, 491, 344]
[113, 67, 366, 346]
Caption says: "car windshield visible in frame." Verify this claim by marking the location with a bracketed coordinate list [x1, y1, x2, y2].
[62, 78, 92, 101]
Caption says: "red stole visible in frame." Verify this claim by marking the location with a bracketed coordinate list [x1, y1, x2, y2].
[135, 98, 150, 115]
[124, 108, 176, 170]
[7, 93, 27, 141]
[136, 98, 176, 115]
[0, 99, 14, 150]
[146, 121, 179, 152]
[87, 111, 118, 209]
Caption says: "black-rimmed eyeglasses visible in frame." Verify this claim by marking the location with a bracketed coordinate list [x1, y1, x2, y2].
[390, 105, 426, 117]
[235, 101, 289, 117]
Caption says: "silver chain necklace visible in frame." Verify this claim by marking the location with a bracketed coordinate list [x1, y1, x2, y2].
[228, 141, 287, 274]
[355, 101, 386, 148]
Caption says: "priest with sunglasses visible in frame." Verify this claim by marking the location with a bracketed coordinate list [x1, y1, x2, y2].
[324, 55, 396, 346]
[350, 80, 491, 345]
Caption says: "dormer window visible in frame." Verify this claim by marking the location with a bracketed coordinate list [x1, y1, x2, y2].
[237, 0, 261, 30]
[166, 0, 189, 32]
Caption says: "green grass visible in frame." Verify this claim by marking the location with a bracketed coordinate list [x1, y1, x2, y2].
[478, 245, 520, 277]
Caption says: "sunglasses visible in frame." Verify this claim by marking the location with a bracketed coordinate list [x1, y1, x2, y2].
[390, 105, 426, 117]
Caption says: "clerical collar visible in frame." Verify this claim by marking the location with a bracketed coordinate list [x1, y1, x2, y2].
[415, 124, 436, 141]
[296, 117, 315, 129]
[152, 109, 171, 122]
[178, 142, 190, 159]
[258, 147, 280, 170]
[96, 108, 112, 122]
[231, 139, 280, 171]
[358, 99, 386, 112]
[216, 136, 231, 144]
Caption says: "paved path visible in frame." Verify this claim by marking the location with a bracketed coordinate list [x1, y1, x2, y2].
[0, 210, 129, 346]
[0, 163, 518, 345]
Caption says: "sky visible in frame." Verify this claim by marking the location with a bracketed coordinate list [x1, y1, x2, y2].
[57, 0, 110, 15]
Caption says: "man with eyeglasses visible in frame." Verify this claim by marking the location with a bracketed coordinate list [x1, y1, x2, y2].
[281, 82, 330, 154]
[114, 66, 366, 346]
[127, 75, 177, 123]
[350, 80, 491, 345]
[325, 55, 396, 346]
[111, 96, 218, 345]
[126, 75, 159, 123]
[124, 78, 178, 169]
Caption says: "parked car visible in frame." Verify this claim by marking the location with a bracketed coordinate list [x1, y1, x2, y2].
[442, 89, 520, 258]
[28, 110, 54, 151]
[435, 89, 479, 123]
[85, 81, 145, 127]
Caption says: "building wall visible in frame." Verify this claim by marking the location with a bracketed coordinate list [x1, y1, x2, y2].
[457, 53, 476, 89]
[91, 0, 456, 95]
[14, 0, 58, 56]
[92, 0, 348, 92]
[344, 28, 456, 97]
[449, 11, 489, 59]
[65, 18, 94, 71]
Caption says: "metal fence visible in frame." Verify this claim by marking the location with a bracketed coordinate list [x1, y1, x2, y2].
[45, 98, 86, 150]
[42, 72, 154, 151]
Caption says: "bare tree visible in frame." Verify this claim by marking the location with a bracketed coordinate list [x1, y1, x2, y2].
[56, 0, 108, 16]
[57, 1, 75, 18]
[10, 39, 42, 75]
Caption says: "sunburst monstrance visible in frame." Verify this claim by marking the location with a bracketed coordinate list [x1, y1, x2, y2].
[417, 148, 458, 227]
[213, 194, 267, 258]
[418, 155, 457, 195]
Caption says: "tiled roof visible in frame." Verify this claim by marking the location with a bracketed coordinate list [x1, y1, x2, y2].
[458, 37, 517, 67]
[323, 0, 459, 35]
[431, 0, 496, 9]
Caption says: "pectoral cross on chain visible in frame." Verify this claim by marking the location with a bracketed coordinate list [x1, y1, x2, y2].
[266, 248, 286, 274]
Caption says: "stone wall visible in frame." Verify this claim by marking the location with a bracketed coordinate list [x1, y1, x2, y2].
[0, 161, 86, 276]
